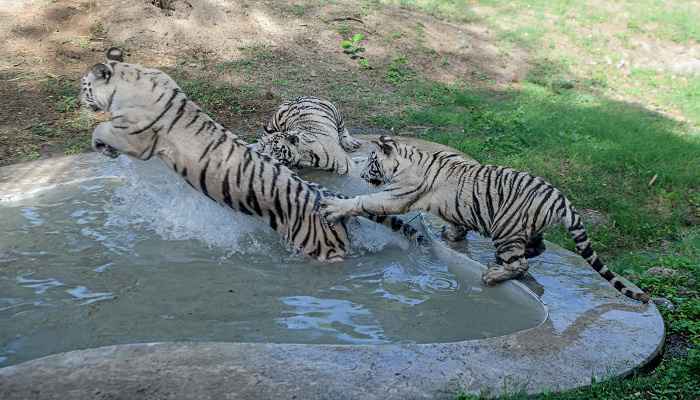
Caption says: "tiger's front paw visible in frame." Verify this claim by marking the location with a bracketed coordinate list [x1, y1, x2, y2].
[320, 198, 356, 222]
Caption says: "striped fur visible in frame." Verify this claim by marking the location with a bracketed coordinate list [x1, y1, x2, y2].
[81, 51, 422, 262]
[322, 136, 650, 303]
[258, 96, 361, 175]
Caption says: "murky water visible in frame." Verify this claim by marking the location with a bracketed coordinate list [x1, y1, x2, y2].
[0, 156, 545, 367]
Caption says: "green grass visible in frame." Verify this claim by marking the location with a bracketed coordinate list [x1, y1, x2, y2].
[381, 79, 700, 400]
[457, 347, 700, 399]
[176, 78, 259, 116]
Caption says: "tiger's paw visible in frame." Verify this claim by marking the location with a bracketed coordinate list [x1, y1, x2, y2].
[482, 263, 518, 285]
[341, 136, 363, 152]
[320, 198, 356, 222]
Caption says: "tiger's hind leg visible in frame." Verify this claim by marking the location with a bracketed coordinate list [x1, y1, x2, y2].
[339, 129, 362, 152]
[482, 236, 529, 285]
[525, 233, 546, 259]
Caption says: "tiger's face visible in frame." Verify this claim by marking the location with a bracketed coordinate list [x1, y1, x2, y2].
[80, 63, 115, 113]
[81, 56, 173, 160]
[258, 132, 302, 167]
[360, 136, 400, 186]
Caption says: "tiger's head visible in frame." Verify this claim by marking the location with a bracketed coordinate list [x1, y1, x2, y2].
[360, 136, 404, 186]
[80, 47, 124, 113]
[258, 131, 303, 167]
[81, 48, 179, 160]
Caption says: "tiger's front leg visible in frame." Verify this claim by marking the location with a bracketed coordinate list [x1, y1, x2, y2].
[321, 192, 412, 222]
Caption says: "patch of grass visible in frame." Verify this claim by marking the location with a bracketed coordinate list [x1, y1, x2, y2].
[215, 44, 276, 73]
[43, 76, 79, 113]
[457, 347, 700, 399]
[177, 79, 259, 116]
[497, 25, 546, 49]
[525, 58, 576, 92]
[289, 4, 307, 17]
[385, 56, 415, 85]
[30, 123, 61, 138]
[63, 135, 92, 155]
[381, 0, 480, 23]
[336, 22, 352, 38]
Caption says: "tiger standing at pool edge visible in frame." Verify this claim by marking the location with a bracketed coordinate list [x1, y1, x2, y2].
[321, 136, 650, 303]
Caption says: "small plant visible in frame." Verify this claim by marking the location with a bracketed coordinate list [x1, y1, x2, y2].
[340, 33, 366, 59]
[340, 33, 370, 69]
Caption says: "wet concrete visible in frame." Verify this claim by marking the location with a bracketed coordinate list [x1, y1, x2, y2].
[0, 136, 664, 399]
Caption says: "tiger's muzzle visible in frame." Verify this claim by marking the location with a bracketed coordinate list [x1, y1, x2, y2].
[93, 139, 120, 159]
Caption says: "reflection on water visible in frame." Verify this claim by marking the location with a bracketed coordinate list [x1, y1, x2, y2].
[0, 156, 545, 367]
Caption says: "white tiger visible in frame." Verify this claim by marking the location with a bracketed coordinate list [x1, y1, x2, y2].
[321, 136, 650, 302]
[258, 96, 362, 175]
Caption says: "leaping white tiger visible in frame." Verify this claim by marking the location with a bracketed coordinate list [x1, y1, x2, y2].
[81, 49, 422, 262]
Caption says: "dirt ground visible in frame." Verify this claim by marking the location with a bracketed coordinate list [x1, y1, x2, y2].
[0, 0, 531, 166]
[1, 0, 697, 166]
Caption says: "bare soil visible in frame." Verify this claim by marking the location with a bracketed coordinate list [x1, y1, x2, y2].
[0, 0, 528, 166]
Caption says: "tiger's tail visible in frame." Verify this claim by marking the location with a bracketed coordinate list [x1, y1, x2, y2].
[558, 199, 650, 303]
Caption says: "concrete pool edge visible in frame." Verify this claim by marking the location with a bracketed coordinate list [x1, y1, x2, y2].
[0, 138, 664, 399]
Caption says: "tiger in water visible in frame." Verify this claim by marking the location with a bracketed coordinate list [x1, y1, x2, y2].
[321, 136, 650, 303]
[258, 96, 362, 175]
[81, 49, 421, 262]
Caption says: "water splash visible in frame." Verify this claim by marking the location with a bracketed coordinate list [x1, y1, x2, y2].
[102, 157, 271, 254]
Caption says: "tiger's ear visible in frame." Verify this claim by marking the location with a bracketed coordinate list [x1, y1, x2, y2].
[377, 136, 394, 155]
[91, 63, 112, 81]
[106, 47, 124, 62]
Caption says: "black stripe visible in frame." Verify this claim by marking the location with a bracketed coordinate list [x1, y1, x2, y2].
[222, 169, 233, 208]
[129, 89, 180, 135]
[580, 246, 594, 259]
[185, 110, 201, 128]
[199, 140, 215, 162]
[199, 160, 212, 199]
[167, 98, 188, 133]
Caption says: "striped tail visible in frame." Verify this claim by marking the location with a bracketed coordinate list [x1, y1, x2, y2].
[559, 200, 650, 303]
[364, 214, 425, 244]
